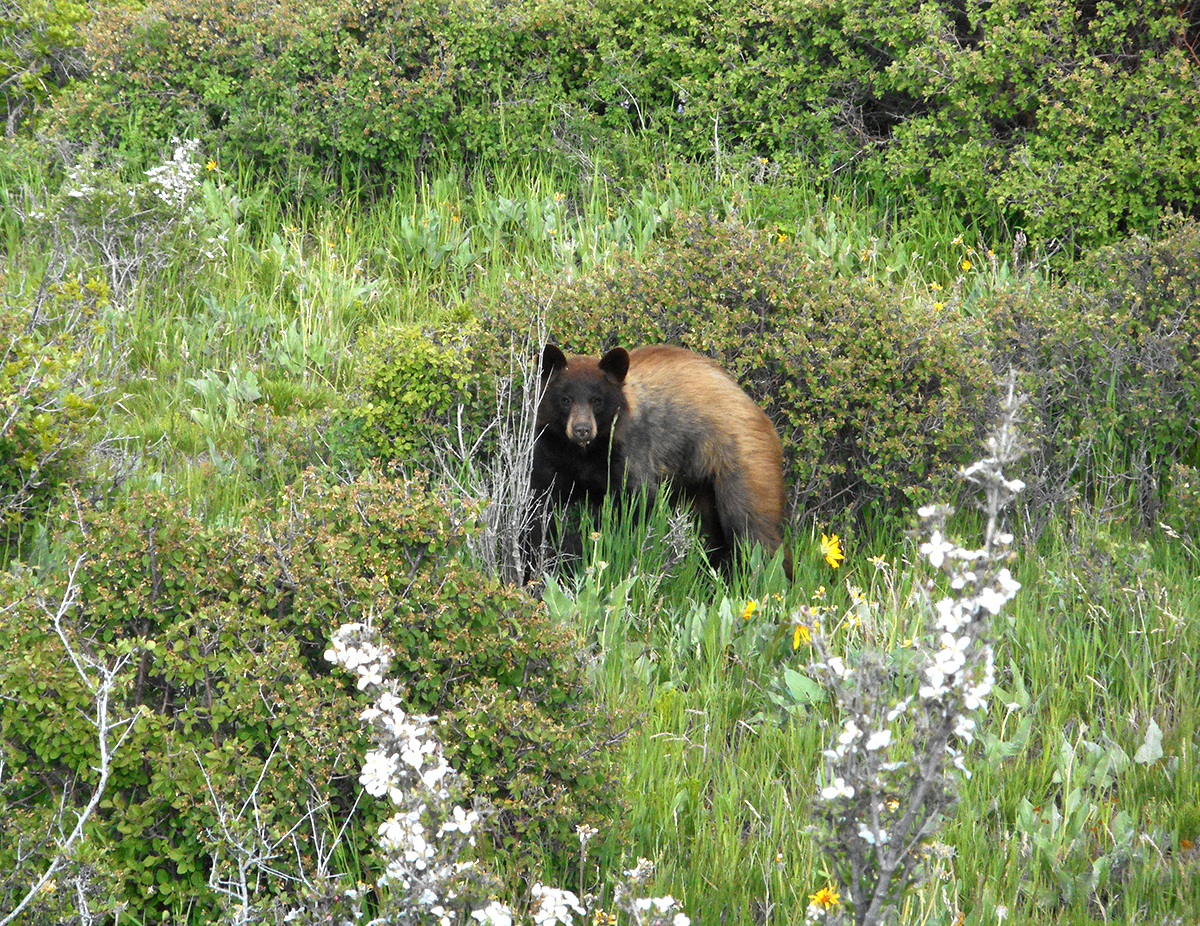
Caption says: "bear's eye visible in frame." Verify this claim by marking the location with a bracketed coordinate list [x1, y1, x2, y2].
[589, 396, 604, 410]
[559, 394, 573, 409]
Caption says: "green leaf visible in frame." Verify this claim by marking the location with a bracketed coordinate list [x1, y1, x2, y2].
[1134, 719, 1164, 766]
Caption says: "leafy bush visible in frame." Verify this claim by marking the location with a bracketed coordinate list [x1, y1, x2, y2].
[0, 472, 616, 921]
[985, 216, 1200, 527]
[47, 0, 1200, 249]
[0, 274, 105, 566]
[0, 0, 90, 133]
[48, 0, 576, 195]
[480, 214, 996, 524]
[352, 320, 496, 467]
[828, 0, 1200, 256]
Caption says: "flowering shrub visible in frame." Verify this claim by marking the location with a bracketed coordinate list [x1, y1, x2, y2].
[0, 471, 617, 922]
[324, 620, 691, 926]
[323, 622, 491, 924]
[19, 138, 237, 298]
[801, 381, 1025, 925]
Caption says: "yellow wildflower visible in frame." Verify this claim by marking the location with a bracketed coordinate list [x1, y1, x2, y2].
[793, 623, 811, 649]
[809, 885, 840, 909]
[742, 599, 759, 621]
[820, 533, 844, 569]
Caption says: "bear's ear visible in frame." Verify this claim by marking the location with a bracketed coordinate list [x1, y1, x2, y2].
[599, 347, 630, 383]
[540, 344, 568, 381]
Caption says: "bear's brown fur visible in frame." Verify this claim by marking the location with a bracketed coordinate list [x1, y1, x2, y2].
[532, 343, 791, 576]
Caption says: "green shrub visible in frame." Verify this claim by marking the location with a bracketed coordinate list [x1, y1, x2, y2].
[827, 0, 1200, 256]
[0, 275, 104, 566]
[50, 0, 579, 194]
[480, 214, 995, 525]
[0, 472, 616, 921]
[985, 216, 1200, 527]
[48, 0, 1198, 250]
[0, 0, 90, 133]
[352, 320, 497, 468]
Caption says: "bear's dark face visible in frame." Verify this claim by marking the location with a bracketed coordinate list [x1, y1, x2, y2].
[537, 345, 630, 451]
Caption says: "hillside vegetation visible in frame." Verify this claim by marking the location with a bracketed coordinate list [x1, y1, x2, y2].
[1, 1, 1199, 924]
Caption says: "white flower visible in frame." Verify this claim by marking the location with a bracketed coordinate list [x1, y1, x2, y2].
[820, 777, 856, 801]
[634, 896, 678, 913]
[838, 720, 862, 746]
[361, 749, 398, 797]
[933, 633, 971, 676]
[827, 655, 850, 679]
[950, 570, 977, 590]
[934, 597, 967, 633]
[858, 825, 889, 845]
[886, 698, 911, 722]
[439, 804, 479, 837]
[865, 729, 892, 751]
[472, 902, 515, 926]
[421, 760, 454, 791]
[673, 916, 691, 926]
[531, 884, 586, 926]
[920, 666, 947, 700]
[975, 585, 1006, 615]
[920, 531, 955, 569]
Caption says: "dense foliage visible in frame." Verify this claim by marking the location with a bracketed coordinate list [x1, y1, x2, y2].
[33, 0, 1199, 253]
[0, 0, 89, 133]
[348, 214, 1200, 536]
[0, 277, 105, 566]
[0, 474, 616, 920]
[2, 1, 1199, 920]
[987, 215, 1200, 527]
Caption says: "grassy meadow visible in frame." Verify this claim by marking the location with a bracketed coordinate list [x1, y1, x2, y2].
[2, 134, 1199, 926]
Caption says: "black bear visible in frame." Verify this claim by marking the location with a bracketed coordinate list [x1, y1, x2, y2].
[531, 343, 791, 577]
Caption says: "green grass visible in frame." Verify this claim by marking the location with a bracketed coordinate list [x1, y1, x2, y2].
[551, 499, 1200, 925]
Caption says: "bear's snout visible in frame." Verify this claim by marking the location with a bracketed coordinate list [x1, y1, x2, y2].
[567, 408, 597, 447]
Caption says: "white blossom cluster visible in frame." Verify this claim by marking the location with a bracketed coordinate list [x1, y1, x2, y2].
[807, 383, 1028, 924]
[144, 137, 204, 209]
[324, 622, 394, 690]
[322, 622, 483, 925]
[323, 620, 694, 926]
[23, 139, 226, 299]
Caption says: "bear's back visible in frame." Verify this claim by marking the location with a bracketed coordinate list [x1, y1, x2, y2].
[618, 345, 782, 487]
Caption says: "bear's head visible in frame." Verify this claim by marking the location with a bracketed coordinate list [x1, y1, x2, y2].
[537, 345, 629, 450]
